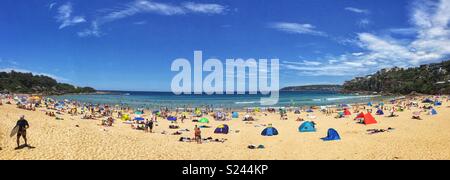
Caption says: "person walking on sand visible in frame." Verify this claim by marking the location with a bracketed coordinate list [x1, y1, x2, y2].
[194, 125, 202, 144]
[15, 115, 30, 149]
[145, 119, 154, 133]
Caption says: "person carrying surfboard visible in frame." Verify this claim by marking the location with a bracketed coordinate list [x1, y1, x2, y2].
[15, 115, 30, 149]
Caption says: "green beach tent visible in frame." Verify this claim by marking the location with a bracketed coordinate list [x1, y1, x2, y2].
[199, 118, 210, 123]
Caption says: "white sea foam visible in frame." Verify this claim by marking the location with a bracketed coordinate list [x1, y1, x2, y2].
[235, 101, 257, 104]
[326, 95, 380, 101]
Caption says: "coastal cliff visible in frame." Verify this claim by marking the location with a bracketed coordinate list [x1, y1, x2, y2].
[280, 85, 342, 92]
[342, 60, 450, 95]
[0, 71, 96, 95]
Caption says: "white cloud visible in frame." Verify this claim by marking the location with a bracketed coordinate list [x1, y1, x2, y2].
[358, 18, 371, 28]
[270, 22, 327, 37]
[283, 60, 322, 66]
[49, 2, 57, 10]
[388, 28, 418, 35]
[284, 0, 450, 76]
[182, 2, 227, 14]
[133, 21, 147, 25]
[55, 2, 86, 29]
[78, 21, 101, 37]
[345, 7, 370, 14]
[352, 52, 364, 56]
[79, 0, 227, 37]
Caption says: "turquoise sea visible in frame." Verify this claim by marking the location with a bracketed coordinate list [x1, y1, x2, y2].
[49, 91, 385, 109]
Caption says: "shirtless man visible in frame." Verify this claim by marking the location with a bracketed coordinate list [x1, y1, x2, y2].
[194, 125, 202, 144]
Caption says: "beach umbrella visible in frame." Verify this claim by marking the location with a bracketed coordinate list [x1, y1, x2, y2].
[167, 116, 177, 121]
[135, 111, 143, 115]
[195, 109, 202, 116]
[134, 117, 145, 121]
[122, 114, 131, 121]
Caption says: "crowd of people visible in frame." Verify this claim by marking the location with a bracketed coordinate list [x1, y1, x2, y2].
[1, 92, 449, 151]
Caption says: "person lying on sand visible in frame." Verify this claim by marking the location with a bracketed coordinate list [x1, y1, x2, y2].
[387, 107, 398, 117]
[15, 115, 30, 149]
[179, 137, 192, 142]
[172, 131, 182, 135]
[367, 127, 395, 134]
[243, 114, 255, 121]
[296, 117, 305, 122]
[412, 111, 422, 120]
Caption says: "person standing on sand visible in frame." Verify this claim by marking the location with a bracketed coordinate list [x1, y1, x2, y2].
[145, 119, 154, 133]
[194, 125, 202, 144]
[16, 115, 30, 149]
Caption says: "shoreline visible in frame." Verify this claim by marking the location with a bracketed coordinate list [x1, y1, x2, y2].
[46, 92, 391, 111]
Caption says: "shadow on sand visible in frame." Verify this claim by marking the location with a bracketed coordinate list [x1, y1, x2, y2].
[14, 144, 36, 150]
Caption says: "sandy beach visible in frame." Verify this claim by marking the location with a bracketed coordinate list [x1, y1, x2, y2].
[1, 97, 450, 160]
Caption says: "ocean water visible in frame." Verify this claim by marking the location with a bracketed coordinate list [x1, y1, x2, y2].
[49, 91, 385, 109]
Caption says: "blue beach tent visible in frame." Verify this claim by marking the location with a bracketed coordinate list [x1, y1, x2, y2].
[321, 128, 341, 141]
[423, 99, 434, 103]
[299, 122, 316, 132]
[232, 112, 239, 119]
[214, 124, 230, 134]
[376, 109, 384, 115]
[431, 109, 438, 115]
[261, 127, 279, 136]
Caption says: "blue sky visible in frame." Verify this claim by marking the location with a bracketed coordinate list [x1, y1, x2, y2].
[1, 0, 450, 91]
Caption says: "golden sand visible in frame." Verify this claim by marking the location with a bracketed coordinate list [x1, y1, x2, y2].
[1, 100, 450, 160]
